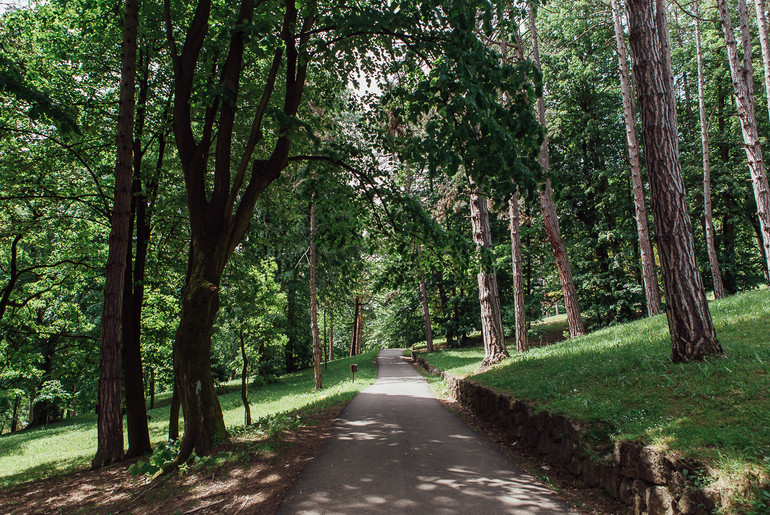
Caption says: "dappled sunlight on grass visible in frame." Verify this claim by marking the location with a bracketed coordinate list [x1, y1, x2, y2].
[421, 289, 770, 491]
[0, 350, 379, 489]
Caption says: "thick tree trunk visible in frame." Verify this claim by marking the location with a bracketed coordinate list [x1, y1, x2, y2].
[695, 0, 727, 299]
[508, 191, 528, 353]
[172, 245, 229, 461]
[309, 190, 322, 390]
[93, 0, 139, 468]
[612, 0, 663, 316]
[627, 0, 722, 362]
[418, 248, 434, 353]
[718, 0, 770, 280]
[469, 189, 508, 367]
[239, 329, 251, 426]
[528, 5, 585, 337]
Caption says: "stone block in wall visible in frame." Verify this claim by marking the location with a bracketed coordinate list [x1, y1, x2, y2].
[633, 479, 651, 514]
[602, 466, 620, 498]
[619, 477, 635, 505]
[568, 456, 583, 477]
[646, 486, 675, 515]
[615, 440, 643, 478]
[551, 413, 568, 442]
[582, 458, 602, 487]
[638, 447, 669, 485]
[534, 409, 550, 432]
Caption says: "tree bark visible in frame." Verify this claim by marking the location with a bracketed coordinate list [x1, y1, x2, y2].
[350, 296, 359, 356]
[755, 0, 770, 123]
[718, 0, 770, 280]
[508, 191, 528, 353]
[329, 307, 334, 362]
[309, 187, 322, 390]
[612, 0, 663, 316]
[418, 247, 434, 353]
[528, 5, 586, 337]
[169, 378, 180, 441]
[627, 0, 722, 362]
[239, 328, 251, 426]
[93, 0, 139, 468]
[469, 189, 508, 367]
[695, 0, 727, 299]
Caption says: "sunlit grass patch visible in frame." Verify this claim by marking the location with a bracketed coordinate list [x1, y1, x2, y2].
[0, 350, 379, 489]
[421, 289, 770, 509]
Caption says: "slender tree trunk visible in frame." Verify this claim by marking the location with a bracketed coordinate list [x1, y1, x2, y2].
[755, 0, 770, 123]
[355, 304, 363, 355]
[149, 367, 155, 409]
[695, 0, 727, 299]
[10, 396, 20, 433]
[239, 328, 251, 426]
[329, 310, 334, 362]
[350, 296, 359, 357]
[627, 0, 722, 362]
[528, 5, 586, 337]
[612, 0, 663, 316]
[418, 247, 434, 352]
[718, 0, 770, 280]
[309, 187, 322, 390]
[169, 379, 180, 441]
[93, 0, 139, 468]
[469, 189, 508, 367]
[508, 191, 528, 353]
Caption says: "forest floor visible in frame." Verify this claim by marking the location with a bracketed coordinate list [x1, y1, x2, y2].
[0, 403, 343, 514]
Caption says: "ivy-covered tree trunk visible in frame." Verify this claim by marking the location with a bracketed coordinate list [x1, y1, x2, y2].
[717, 0, 770, 281]
[418, 247, 434, 353]
[309, 188, 322, 390]
[695, 0, 726, 299]
[611, 0, 663, 315]
[528, 5, 585, 337]
[93, 0, 139, 469]
[508, 191, 527, 353]
[627, 0, 722, 362]
[469, 189, 508, 367]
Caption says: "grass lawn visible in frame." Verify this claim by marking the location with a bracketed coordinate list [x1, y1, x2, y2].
[418, 289, 770, 505]
[0, 350, 379, 489]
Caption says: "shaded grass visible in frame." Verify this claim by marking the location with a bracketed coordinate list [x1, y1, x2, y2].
[420, 290, 770, 500]
[0, 351, 379, 489]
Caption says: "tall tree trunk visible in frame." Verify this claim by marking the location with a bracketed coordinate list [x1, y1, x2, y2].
[627, 0, 722, 362]
[93, 0, 139, 468]
[418, 247, 434, 352]
[355, 304, 363, 355]
[149, 367, 155, 409]
[121, 48, 155, 459]
[329, 306, 334, 362]
[239, 328, 251, 426]
[10, 396, 20, 433]
[612, 0, 663, 316]
[350, 296, 359, 357]
[718, 0, 770, 280]
[528, 5, 586, 337]
[469, 189, 508, 367]
[755, 0, 770, 122]
[508, 191, 528, 353]
[169, 378, 180, 441]
[695, 0, 727, 299]
[309, 187, 322, 390]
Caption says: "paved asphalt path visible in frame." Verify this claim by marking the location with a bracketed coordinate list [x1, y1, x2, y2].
[277, 348, 577, 514]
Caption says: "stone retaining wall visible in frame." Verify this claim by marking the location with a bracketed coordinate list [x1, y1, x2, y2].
[412, 353, 721, 515]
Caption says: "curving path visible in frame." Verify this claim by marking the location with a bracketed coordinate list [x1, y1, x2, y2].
[277, 348, 577, 514]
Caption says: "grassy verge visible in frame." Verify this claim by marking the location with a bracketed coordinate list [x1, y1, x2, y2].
[418, 289, 770, 509]
[0, 350, 379, 489]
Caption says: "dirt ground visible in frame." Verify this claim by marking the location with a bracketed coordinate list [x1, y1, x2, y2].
[0, 405, 343, 515]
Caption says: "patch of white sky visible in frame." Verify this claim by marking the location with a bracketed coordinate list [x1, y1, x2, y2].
[0, 0, 29, 15]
